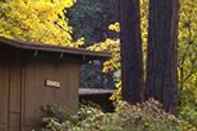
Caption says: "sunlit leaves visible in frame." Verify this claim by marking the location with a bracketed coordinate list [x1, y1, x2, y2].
[0, 0, 83, 47]
[88, 38, 121, 100]
[108, 22, 120, 33]
[178, 0, 197, 113]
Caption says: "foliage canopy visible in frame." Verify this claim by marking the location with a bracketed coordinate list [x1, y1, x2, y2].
[0, 0, 83, 47]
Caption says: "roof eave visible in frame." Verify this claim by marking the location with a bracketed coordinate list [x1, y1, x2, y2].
[0, 37, 111, 60]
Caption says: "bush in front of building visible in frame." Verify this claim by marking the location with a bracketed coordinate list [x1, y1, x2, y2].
[33, 99, 197, 131]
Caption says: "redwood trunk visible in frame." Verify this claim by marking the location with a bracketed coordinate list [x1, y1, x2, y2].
[120, 0, 144, 103]
[146, 0, 179, 113]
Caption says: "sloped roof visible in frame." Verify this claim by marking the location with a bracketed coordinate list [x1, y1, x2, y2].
[0, 37, 111, 60]
[79, 88, 113, 96]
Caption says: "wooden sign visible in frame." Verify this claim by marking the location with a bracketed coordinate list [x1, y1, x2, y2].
[45, 80, 61, 88]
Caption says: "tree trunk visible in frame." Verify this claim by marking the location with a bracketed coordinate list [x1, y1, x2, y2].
[146, 0, 179, 113]
[120, 0, 144, 104]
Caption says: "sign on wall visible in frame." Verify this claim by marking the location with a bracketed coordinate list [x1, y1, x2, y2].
[45, 80, 61, 88]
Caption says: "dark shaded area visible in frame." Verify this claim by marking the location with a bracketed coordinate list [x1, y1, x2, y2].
[67, 0, 119, 45]
[80, 60, 115, 89]
[79, 88, 115, 112]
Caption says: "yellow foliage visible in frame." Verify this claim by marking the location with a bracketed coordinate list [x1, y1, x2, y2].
[0, 0, 83, 48]
[108, 22, 120, 33]
[88, 38, 121, 101]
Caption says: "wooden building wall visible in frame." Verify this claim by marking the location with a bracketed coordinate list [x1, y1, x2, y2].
[0, 48, 81, 131]
[0, 48, 22, 131]
[0, 60, 9, 131]
[22, 56, 80, 130]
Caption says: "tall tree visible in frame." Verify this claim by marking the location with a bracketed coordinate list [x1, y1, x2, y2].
[120, 0, 144, 103]
[146, 0, 180, 113]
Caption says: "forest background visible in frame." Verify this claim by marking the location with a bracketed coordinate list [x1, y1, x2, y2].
[0, 0, 196, 130]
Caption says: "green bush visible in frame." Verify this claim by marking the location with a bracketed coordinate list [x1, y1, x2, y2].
[33, 99, 197, 131]
[68, 99, 179, 131]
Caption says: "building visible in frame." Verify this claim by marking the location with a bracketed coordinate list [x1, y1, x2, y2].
[0, 37, 110, 131]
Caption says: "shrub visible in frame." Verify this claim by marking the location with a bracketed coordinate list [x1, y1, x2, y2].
[33, 99, 197, 131]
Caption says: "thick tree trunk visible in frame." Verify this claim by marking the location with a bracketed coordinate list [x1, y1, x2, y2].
[120, 0, 144, 103]
[146, 0, 179, 113]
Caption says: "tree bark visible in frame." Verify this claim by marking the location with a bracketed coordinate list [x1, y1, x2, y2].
[120, 0, 144, 104]
[146, 0, 179, 113]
